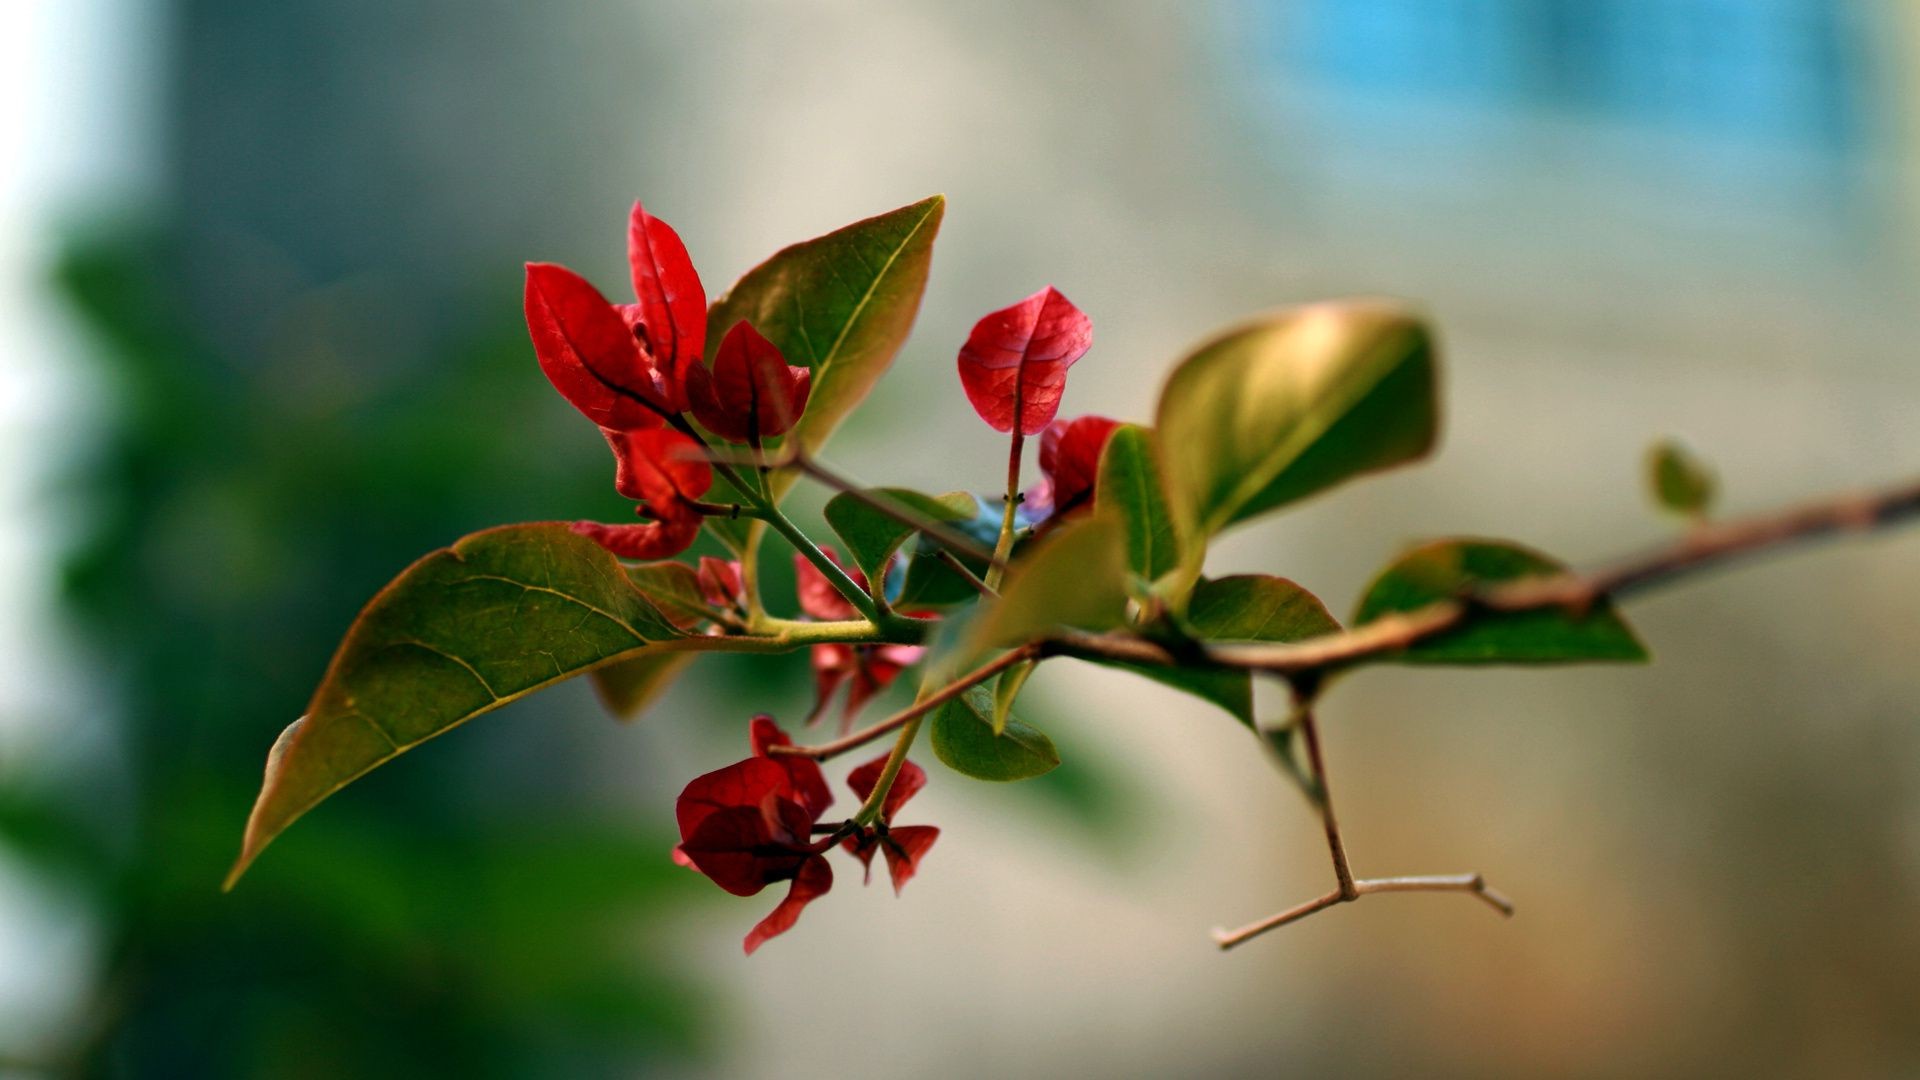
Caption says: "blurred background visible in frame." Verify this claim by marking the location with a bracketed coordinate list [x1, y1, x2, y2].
[6, 0, 1920, 1076]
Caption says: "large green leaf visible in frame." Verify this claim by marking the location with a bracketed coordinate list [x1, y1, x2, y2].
[591, 650, 699, 721]
[930, 684, 1060, 782]
[1095, 574, 1341, 727]
[1353, 539, 1649, 665]
[962, 514, 1130, 660]
[1155, 301, 1438, 546]
[1094, 424, 1184, 584]
[823, 487, 976, 582]
[227, 524, 687, 886]
[706, 194, 944, 500]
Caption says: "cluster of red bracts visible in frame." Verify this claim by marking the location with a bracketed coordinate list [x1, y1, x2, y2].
[525, 201, 812, 561]
[674, 717, 938, 954]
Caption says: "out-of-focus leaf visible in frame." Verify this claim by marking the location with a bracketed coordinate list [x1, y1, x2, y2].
[930, 685, 1059, 782]
[1094, 424, 1183, 583]
[623, 560, 713, 627]
[1647, 438, 1716, 517]
[1186, 574, 1341, 642]
[990, 658, 1037, 734]
[707, 194, 944, 496]
[227, 524, 688, 886]
[1353, 539, 1649, 665]
[956, 286, 1094, 434]
[897, 492, 1041, 608]
[961, 513, 1129, 660]
[1091, 575, 1339, 727]
[591, 649, 699, 721]
[823, 488, 975, 583]
[1156, 301, 1437, 546]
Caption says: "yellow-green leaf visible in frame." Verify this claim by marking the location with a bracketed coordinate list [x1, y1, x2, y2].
[1156, 301, 1438, 545]
[226, 524, 685, 887]
[1647, 438, 1716, 518]
[1094, 424, 1184, 584]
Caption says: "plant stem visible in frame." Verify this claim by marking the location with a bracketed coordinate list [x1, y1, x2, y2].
[984, 431, 1025, 591]
[1296, 701, 1355, 899]
[768, 645, 1041, 761]
[935, 549, 997, 597]
[754, 500, 881, 624]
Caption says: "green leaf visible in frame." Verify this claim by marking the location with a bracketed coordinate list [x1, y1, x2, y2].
[1155, 302, 1438, 544]
[1094, 575, 1340, 727]
[1353, 539, 1649, 665]
[990, 658, 1037, 735]
[1186, 574, 1341, 642]
[624, 560, 712, 627]
[1094, 425, 1184, 584]
[930, 684, 1060, 782]
[707, 194, 945, 501]
[895, 493, 1025, 608]
[823, 487, 976, 582]
[226, 524, 686, 887]
[962, 514, 1130, 659]
[1647, 438, 1715, 517]
[591, 649, 699, 721]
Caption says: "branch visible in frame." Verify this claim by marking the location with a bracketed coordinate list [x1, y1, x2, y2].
[767, 645, 1041, 761]
[1057, 473, 1920, 677]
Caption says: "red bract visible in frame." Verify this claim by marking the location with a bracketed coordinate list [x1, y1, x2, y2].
[696, 556, 745, 611]
[1037, 414, 1122, 521]
[526, 201, 706, 422]
[809, 641, 923, 728]
[687, 321, 812, 443]
[674, 716, 835, 954]
[793, 549, 859, 621]
[843, 754, 940, 894]
[571, 428, 713, 560]
[525, 263, 673, 428]
[956, 286, 1094, 435]
[625, 200, 707, 407]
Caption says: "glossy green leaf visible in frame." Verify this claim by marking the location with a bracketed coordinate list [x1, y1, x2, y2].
[990, 658, 1038, 735]
[823, 487, 976, 582]
[591, 649, 699, 721]
[963, 514, 1130, 658]
[1353, 539, 1649, 665]
[1094, 424, 1183, 583]
[1156, 301, 1438, 544]
[227, 524, 687, 887]
[624, 560, 712, 627]
[931, 684, 1060, 782]
[896, 493, 1032, 608]
[706, 194, 944, 502]
[1096, 575, 1341, 727]
[1647, 438, 1715, 517]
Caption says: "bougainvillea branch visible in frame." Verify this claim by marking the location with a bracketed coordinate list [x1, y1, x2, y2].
[227, 195, 1919, 961]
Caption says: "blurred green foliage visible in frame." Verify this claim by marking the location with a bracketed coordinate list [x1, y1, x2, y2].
[1, 225, 719, 1077]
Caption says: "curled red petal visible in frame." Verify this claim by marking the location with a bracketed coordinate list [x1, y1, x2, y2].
[956, 286, 1093, 435]
[696, 556, 744, 609]
[601, 428, 714, 508]
[570, 515, 701, 560]
[880, 825, 939, 895]
[809, 643, 855, 724]
[1038, 414, 1121, 521]
[793, 548, 859, 621]
[743, 854, 833, 955]
[626, 201, 707, 411]
[525, 262, 671, 427]
[675, 756, 790, 845]
[847, 754, 928, 822]
[688, 321, 812, 443]
[749, 715, 833, 820]
[678, 803, 814, 896]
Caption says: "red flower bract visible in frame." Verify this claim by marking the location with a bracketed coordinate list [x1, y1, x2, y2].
[687, 321, 812, 443]
[843, 754, 940, 894]
[625, 200, 707, 410]
[1037, 414, 1122, 522]
[675, 717, 835, 954]
[956, 285, 1093, 435]
[570, 428, 713, 560]
[674, 717, 939, 953]
[525, 262, 673, 428]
